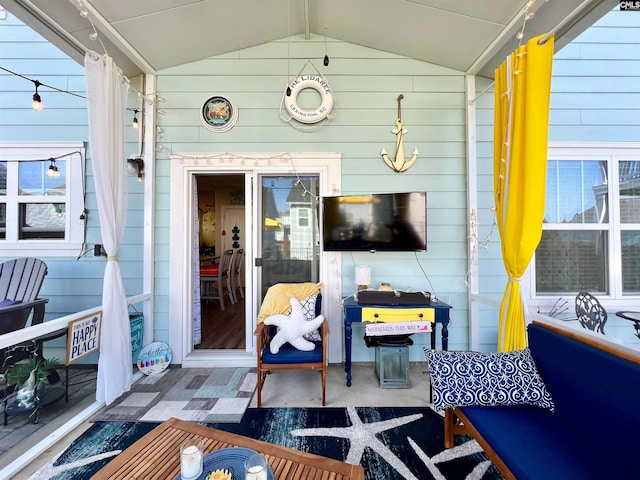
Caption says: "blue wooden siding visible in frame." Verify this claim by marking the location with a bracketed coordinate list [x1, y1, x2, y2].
[5, 5, 637, 359]
[475, 6, 640, 349]
[0, 12, 143, 350]
[154, 35, 470, 359]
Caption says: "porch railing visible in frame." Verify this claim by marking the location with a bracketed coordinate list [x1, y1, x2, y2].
[0, 293, 150, 479]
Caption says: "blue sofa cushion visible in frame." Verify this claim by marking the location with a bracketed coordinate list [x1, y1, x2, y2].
[425, 347, 555, 412]
[528, 322, 640, 466]
[461, 405, 632, 480]
[262, 340, 322, 364]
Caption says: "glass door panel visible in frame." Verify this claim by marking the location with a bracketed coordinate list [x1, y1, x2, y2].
[259, 175, 320, 299]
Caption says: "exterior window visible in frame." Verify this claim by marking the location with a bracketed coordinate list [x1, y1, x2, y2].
[534, 144, 640, 297]
[298, 208, 309, 227]
[0, 142, 86, 256]
[619, 160, 640, 294]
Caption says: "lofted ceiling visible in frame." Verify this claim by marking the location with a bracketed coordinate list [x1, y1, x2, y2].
[3, 0, 617, 79]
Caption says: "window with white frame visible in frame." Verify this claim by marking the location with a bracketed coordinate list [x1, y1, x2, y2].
[298, 208, 309, 227]
[0, 142, 86, 257]
[534, 143, 640, 297]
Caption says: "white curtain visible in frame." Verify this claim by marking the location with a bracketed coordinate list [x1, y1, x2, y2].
[84, 52, 132, 405]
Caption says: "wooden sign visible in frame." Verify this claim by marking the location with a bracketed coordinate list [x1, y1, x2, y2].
[365, 321, 432, 336]
[129, 313, 144, 361]
[66, 312, 102, 365]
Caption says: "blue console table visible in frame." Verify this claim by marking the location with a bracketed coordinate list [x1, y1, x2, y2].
[342, 297, 452, 386]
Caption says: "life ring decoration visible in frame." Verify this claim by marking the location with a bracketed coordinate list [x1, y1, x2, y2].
[284, 74, 334, 125]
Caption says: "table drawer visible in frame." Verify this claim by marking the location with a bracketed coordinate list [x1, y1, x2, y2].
[361, 307, 434, 323]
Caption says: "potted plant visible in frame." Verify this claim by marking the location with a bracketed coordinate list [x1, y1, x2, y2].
[6, 357, 60, 402]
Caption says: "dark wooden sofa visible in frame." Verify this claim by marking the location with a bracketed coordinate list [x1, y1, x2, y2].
[441, 320, 640, 480]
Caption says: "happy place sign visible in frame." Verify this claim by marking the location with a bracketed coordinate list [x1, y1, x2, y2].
[66, 312, 102, 365]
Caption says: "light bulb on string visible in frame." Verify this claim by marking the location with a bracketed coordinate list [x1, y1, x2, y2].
[47, 158, 59, 177]
[32, 80, 43, 110]
[89, 32, 98, 41]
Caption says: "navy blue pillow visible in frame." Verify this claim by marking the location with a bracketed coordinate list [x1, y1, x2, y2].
[425, 347, 555, 412]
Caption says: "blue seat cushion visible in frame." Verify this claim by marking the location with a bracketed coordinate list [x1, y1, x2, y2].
[460, 405, 632, 480]
[528, 323, 640, 463]
[262, 340, 322, 364]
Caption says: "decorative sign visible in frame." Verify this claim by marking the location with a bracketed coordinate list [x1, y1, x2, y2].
[201, 95, 238, 132]
[137, 341, 172, 375]
[66, 312, 102, 365]
[365, 321, 432, 336]
[129, 313, 144, 361]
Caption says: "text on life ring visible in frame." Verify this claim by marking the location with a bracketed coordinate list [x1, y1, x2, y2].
[285, 75, 334, 124]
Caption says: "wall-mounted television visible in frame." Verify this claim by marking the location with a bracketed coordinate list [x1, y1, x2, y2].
[322, 192, 427, 252]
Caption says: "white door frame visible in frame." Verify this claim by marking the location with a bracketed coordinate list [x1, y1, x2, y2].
[169, 152, 342, 367]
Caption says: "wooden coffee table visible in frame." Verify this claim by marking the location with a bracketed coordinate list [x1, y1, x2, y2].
[91, 417, 365, 479]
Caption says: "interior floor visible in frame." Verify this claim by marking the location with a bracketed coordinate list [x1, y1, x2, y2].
[197, 296, 246, 349]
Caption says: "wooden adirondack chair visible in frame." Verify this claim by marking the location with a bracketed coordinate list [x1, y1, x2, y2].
[0, 258, 49, 368]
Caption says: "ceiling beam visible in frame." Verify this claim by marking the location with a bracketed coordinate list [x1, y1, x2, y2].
[304, 0, 310, 40]
[466, 0, 548, 75]
[81, 0, 156, 74]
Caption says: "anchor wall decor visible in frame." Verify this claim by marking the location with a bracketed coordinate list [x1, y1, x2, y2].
[380, 94, 419, 173]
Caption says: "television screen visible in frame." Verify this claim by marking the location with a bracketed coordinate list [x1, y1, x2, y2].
[322, 192, 427, 252]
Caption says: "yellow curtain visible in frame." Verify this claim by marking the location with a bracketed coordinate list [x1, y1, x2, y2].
[494, 34, 554, 352]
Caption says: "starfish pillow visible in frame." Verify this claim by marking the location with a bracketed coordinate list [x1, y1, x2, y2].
[264, 297, 325, 354]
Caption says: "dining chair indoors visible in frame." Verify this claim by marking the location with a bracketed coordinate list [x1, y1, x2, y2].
[200, 249, 235, 311]
[575, 291, 608, 334]
[230, 248, 244, 303]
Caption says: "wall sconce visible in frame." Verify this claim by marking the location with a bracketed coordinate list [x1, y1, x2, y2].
[355, 265, 371, 291]
[127, 156, 144, 182]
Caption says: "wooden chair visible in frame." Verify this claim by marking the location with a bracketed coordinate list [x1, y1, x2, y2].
[230, 248, 244, 303]
[200, 249, 235, 311]
[575, 291, 607, 334]
[0, 258, 50, 397]
[254, 293, 328, 407]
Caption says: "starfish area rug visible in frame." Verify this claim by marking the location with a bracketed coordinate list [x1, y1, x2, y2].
[91, 367, 257, 424]
[32, 407, 503, 480]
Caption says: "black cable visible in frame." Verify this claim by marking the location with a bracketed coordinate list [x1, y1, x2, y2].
[0, 65, 86, 99]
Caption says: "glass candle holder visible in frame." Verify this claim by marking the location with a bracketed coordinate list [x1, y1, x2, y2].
[180, 438, 204, 480]
[244, 452, 268, 480]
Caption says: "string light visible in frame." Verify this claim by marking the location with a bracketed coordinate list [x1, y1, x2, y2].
[0, 66, 86, 111]
[132, 109, 139, 128]
[32, 80, 43, 111]
[47, 158, 60, 177]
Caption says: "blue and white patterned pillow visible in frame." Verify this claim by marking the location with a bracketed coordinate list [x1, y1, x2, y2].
[424, 347, 555, 412]
[287, 294, 321, 341]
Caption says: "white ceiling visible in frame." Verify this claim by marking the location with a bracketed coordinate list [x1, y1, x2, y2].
[3, 0, 617, 78]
